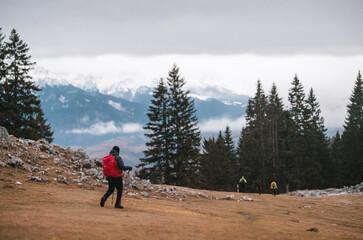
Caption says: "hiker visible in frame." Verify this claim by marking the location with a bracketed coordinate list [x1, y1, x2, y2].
[100, 146, 132, 209]
[271, 181, 278, 196]
[257, 178, 262, 195]
[239, 176, 247, 193]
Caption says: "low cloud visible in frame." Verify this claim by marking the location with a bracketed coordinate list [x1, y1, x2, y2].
[199, 116, 246, 134]
[66, 121, 143, 135]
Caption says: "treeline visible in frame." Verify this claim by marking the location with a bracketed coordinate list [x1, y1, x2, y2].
[0, 28, 53, 142]
[138, 65, 362, 192]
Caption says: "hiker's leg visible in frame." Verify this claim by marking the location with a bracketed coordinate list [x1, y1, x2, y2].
[103, 177, 116, 200]
[115, 177, 124, 207]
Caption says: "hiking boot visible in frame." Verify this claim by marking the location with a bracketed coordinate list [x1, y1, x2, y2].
[115, 205, 124, 209]
[100, 197, 106, 207]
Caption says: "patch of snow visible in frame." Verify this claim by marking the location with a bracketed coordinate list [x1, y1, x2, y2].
[59, 95, 66, 103]
[108, 100, 126, 112]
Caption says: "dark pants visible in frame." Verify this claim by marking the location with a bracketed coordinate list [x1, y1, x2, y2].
[102, 177, 123, 207]
[239, 183, 245, 193]
[272, 189, 276, 196]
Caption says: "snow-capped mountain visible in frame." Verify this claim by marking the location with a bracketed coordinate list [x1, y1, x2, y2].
[33, 68, 250, 166]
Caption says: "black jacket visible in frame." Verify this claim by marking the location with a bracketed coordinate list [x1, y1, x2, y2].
[109, 149, 131, 171]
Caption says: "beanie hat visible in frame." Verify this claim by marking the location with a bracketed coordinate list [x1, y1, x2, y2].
[112, 146, 120, 154]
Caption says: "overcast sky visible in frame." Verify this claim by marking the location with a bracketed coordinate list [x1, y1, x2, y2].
[1, 0, 362, 132]
[1, 0, 363, 56]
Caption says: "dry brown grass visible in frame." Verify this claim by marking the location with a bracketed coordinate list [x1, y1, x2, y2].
[0, 176, 362, 240]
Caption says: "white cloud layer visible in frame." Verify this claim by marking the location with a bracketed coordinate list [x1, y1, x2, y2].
[199, 116, 246, 133]
[66, 121, 143, 135]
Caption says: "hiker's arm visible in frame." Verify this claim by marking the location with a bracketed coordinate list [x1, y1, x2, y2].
[116, 156, 132, 171]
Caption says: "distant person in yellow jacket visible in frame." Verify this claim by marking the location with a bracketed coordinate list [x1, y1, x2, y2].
[239, 176, 247, 193]
[271, 181, 278, 196]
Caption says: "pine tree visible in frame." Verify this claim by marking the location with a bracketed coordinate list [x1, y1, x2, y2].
[223, 125, 237, 184]
[330, 131, 342, 187]
[137, 79, 171, 184]
[166, 64, 201, 187]
[266, 83, 288, 189]
[302, 88, 332, 189]
[0, 29, 53, 142]
[237, 80, 269, 192]
[287, 74, 306, 190]
[341, 71, 363, 185]
[0, 28, 5, 81]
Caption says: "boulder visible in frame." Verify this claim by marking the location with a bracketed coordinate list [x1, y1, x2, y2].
[8, 156, 27, 170]
[0, 126, 10, 142]
[0, 161, 7, 167]
[82, 160, 92, 169]
[29, 176, 49, 182]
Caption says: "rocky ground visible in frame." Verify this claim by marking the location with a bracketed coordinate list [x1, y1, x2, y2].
[0, 126, 248, 201]
[1, 126, 362, 239]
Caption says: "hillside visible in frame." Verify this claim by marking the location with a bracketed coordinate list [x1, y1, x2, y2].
[0, 127, 362, 239]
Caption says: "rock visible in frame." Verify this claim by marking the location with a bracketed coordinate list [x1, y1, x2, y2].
[225, 194, 235, 200]
[0, 161, 6, 167]
[82, 160, 92, 169]
[16, 181, 22, 185]
[31, 166, 40, 173]
[141, 192, 149, 197]
[0, 126, 10, 142]
[95, 158, 103, 167]
[8, 156, 27, 170]
[85, 168, 98, 176]
[198, 192, 209, 198]
[212, 195, 219, 200]
[238, 196, 253, 202]
[75, 149, 89, 159]
[29, 176, 49, 182]
[306, 227, 319, 232]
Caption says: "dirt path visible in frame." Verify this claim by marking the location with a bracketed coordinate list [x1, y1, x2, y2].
[0, 181, 362, 240]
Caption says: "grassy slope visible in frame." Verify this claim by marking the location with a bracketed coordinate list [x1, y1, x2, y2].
[0, 170, 362, 240]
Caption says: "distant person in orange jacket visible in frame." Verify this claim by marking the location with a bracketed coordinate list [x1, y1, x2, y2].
[271, 181, 278, 196]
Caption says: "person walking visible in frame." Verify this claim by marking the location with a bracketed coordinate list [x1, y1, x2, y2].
[100, 146, 132, 209]
[257, 178, 262, 195]
[239, 176, 247, 193]
[270, 181, 278, 196]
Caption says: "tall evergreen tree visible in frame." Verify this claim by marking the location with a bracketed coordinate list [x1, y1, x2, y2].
[200, 133, 231, 191]
[223, 125, 237, 184]
[0, 28, 5, 81]
[0, 29, 53, 142]
[166, 64, 201, 187]
[286, 74, 308, 190]
[330, 131, 342, 187]
[237, 80, 269, 192]
[266, 83, 288, 189]
[137, 79, 171, 184]
[341, 71, 363, 185]
[302, 88, 333, 189]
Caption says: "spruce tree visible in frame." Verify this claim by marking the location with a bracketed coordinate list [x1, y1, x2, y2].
[166, 64, 201, 187]
[341, 71, 363, 185]
[302, 88, 332, 189]
[137, 79, 171, 184]
[0, 29, 53, 142]
[287, 74, 306, 190]
[0, 28, 5, 81]
[266, 83, 288, 189]
[223, 125, 237, 184]
[330, 131, 342, 187]
[237, 80, 269, 192]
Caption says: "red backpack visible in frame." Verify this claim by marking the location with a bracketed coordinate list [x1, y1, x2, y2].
[102, 155, 122, 177]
